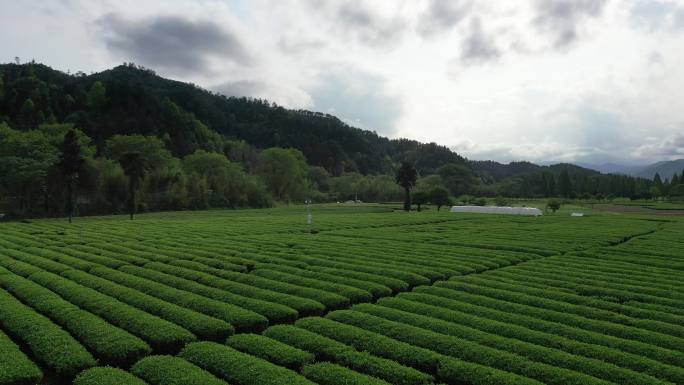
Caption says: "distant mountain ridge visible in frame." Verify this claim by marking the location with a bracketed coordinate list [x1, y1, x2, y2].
[632, 159, 684, 180]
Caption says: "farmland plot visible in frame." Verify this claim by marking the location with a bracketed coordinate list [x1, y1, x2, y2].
[0, 205, 681, 385]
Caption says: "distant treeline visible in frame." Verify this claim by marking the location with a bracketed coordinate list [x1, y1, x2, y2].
[1, 62, 681, 219]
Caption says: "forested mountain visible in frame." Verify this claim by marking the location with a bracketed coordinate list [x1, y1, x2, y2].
[0, 61, 679, 219]
[0, 62, 464, 176]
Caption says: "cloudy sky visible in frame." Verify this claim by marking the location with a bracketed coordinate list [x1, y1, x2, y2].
[2, 0, 683, 165]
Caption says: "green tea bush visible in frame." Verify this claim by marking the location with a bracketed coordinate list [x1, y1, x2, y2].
[62, 269, 234, 341]
[27, 271, 195, 353]
[264, 325, 433, 385]
[148, 261, 325, 316]
[131, 356, 227, 385]
[0, 289, 95, 377]
[0, 273, 151, 367]
[73, 367, 147, 385]
[121, 265, 297, 324]
[226, 333, 314, 370]
[180, 342, 315, 385]
[93, 266, 268, 332]
[301, 362, 391, 385]
[0, 329, 43, 385]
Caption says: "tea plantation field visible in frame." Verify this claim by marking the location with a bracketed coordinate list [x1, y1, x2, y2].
[0, 205, 683, 385]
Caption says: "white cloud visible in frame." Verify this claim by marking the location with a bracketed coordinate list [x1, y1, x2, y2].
[1, 0, 683, 164]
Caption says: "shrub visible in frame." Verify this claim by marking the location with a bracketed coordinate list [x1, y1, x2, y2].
[0, 273, 151, 367]
[62, 269, 234, 341]
[302, 362, 391, 385]
[0, 328, 43, 385]
[226, 333, 314, 370]
[73, 367, 147, 385]
[180, 342, 315, 385]
[0, 289, 95, 377]
[131, 356, 227, 385]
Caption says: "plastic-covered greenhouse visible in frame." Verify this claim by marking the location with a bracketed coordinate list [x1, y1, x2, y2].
[450, 206, 543, 216]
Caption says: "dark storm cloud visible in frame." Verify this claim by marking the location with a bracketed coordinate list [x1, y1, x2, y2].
[97, 13, 250, 74]
[460, 18, 500, 64]
[533, 0, 607, 48]
[417, 0, 473, 37]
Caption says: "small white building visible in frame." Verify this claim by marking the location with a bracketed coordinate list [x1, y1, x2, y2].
[450, 205, 543, 216]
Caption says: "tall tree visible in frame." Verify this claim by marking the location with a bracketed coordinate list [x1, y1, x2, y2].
[412, 191, 428, 212]
[396, 162, 417, 211]
[57, 130, 84, 223]
[429, 187, 451, 211]
[119, 152, 146, 220]
[256, 147, 308, 203]
[558, 169, 572, 198]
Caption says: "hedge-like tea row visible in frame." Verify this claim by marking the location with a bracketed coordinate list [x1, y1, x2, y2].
[123, 264, 298, 324]
[180, 342, 316, 385]
[480, 269, 684, 326]
[306, 265, 409, 293]
[0, 328, 43, 385]
[255, 263, 393, 299]
[394, 292, 684, 385]
[251, 268, 373, 304]
[457, 275, 684, 340]
[27, 271, 195, 353]
[0, 289, 95, 377]
[91, 266, 268, 332]
[439, 280, 684, 353]
[294, 317, 542, 385]
[147, 261, 325, 316]
[416, 285, 684, 369]
[131, 356, 228, 385]
[263, 325, 434, 385]
[180, 264, 350, 310]
[0, 273, 151, 367]
[226, 333, 314, 370]
[73, 367, 148, 385]
[326, 310, 613, 385]
[62, 269, 234, 341]
[357, 301, 668, 385]
[301, 362, 392, 385]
